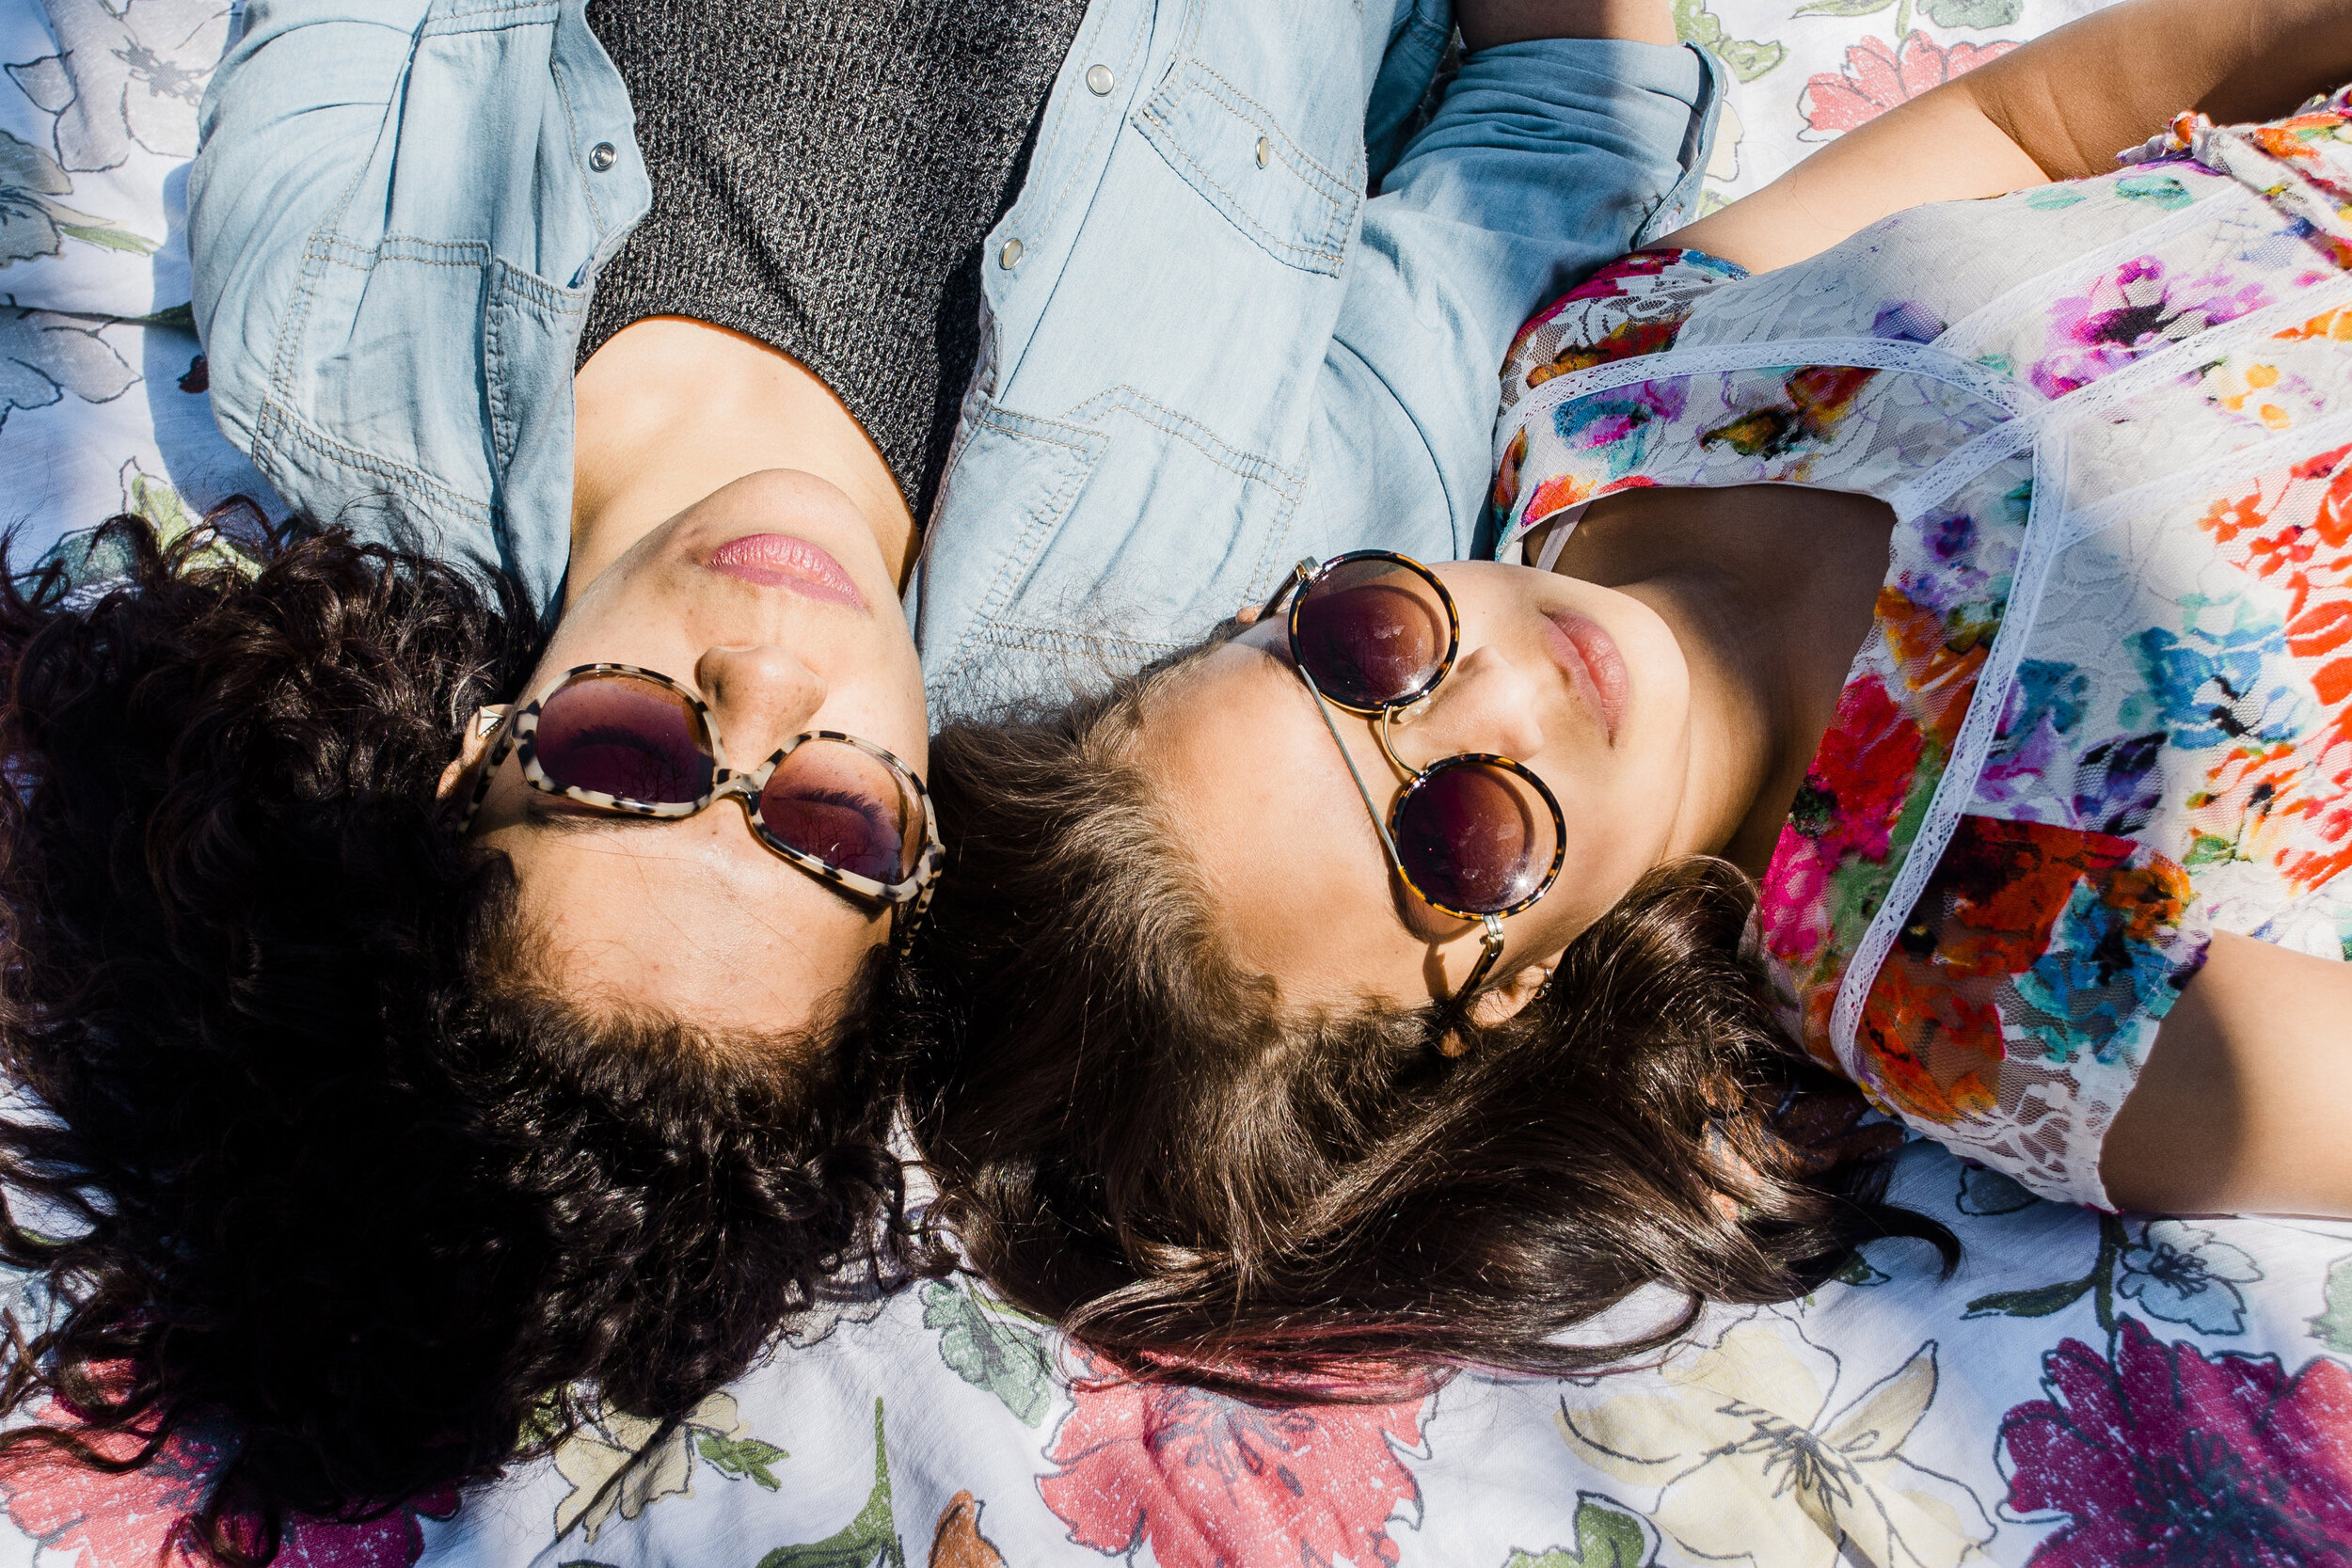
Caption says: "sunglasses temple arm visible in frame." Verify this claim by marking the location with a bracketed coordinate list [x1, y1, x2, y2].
[1434, 913, 1510, 1035]
[454, 721, 517, 834]
[894, 879, 935, 958]
[1301, 667, 1410, 877]
[1457, 914, 1507, 997]
[1256, 561, 1314, 626]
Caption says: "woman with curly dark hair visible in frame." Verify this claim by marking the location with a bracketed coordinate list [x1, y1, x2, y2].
[914, 0, 2352, 1391]
[0, 513, 926, 1562]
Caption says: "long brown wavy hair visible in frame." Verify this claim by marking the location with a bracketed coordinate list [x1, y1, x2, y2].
[0, 516, 927, 1561]
[910, 629, 1952, 1391]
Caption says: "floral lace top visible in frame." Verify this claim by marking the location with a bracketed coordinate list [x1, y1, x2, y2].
[1492, 91, 2352, 1207]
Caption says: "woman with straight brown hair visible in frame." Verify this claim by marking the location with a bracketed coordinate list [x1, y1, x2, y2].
[914, 0, 2352, 1390]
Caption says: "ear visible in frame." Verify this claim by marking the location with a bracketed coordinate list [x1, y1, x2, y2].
[435, 705, 510, 802]
[1439, 960, 1557, 1055]
[1235, 604, 1263, 626]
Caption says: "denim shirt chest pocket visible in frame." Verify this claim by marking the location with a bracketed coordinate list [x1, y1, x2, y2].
[1132, 1, 1366, 276]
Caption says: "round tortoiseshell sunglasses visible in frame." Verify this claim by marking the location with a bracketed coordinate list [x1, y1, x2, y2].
[1261, 551, 1568, 1013]
[458, 664, 944, 948]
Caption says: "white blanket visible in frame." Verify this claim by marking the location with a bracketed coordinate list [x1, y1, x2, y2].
[17, 4, 2347, 1566]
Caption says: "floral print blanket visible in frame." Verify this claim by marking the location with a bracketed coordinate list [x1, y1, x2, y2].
[11, 1149, 2352, 1568]
[17, 1, 2352, 1566]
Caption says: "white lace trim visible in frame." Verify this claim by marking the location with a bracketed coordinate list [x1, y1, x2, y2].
[1526, 507, 1587, 570]
[1887, 270, 2352, 524]
[1828, 434, 2065, 1090]
[2049, 273, 2352, 429]
[1492, 336, 2028, 474]
[1884, 422, 2036, 525]
[2058, 405, 2352, 552]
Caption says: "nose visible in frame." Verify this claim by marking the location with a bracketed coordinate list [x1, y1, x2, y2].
[1394, 645, 1545, 768]
[695, 643, 829, 764]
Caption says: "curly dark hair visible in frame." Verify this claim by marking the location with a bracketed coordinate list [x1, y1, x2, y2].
[910, 631, 1953, 1394]
[0, 515, 924, 1560]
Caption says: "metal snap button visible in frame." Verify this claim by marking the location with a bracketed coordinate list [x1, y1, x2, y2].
[999, 238, 1025, 270]
[1085, 63, 1115, 96]
[1255, 136, 1270, 169]
[588, 141, 617, 172]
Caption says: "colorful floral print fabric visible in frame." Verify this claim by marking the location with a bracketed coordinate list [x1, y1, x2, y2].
[1494, 93, 2352, 1207]
[21, 6, 2352, 1567]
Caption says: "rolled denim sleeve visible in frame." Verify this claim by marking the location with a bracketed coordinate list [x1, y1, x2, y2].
[1319, 40, 1722, 562]
[190, 3, 432, 468]
[1381, 39, 1718, 246]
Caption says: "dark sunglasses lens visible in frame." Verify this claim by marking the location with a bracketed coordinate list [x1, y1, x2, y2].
[758, 741, 922, 884]
[1293, 558, 1451, 709]
[534, 674, 714, 804]
[1394, 763, 1558, 914]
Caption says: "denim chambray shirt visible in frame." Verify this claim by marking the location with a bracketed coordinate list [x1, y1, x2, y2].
[189, 0, 1720, 705]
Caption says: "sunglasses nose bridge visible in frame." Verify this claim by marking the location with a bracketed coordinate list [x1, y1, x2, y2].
[1375, 705, 1424, 784]
[711, 768, 763, 811]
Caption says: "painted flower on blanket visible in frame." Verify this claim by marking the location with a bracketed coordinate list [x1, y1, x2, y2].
[1038, 1367, 1425, 1568]
[2115, 1220, 2265, 1336]
[2000, 1320, 2352, 1564]
[1560, 1321, 1991, 1568]
[550, 1389, 782, 1543]
[0, 1399, 455, 1568]
[1799, 33, 2018, 142]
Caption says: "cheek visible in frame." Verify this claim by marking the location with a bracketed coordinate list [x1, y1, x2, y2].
[1546, 739, 1686, 931]
[820, 664, 931, 772]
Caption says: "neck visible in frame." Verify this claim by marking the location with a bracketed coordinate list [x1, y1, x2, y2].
[1558, 484, 1892, 878]
[568, 316, 916, 603]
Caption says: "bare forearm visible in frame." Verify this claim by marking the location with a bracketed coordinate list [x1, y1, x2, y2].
[1963, 0, 2352, 182]
[2104, 930, 2352, 1217]
[1663, 0, 2352, 276]
[1457, 0, 1675, 53]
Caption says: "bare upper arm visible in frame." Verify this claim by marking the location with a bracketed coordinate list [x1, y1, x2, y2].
[1657, 86, 2044, 276]
[2104, 930, 2352, 1218]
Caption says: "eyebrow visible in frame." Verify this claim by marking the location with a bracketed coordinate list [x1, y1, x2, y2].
[1240, 644, 1426, 943]
[520, 795, 675, 833]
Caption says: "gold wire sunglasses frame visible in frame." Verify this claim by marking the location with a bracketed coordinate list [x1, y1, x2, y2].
[457, 663, 946, 948]
[1262, 551, 1569, 1015]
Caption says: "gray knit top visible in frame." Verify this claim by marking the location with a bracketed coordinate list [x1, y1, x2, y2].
[580, 0, 1089, 516]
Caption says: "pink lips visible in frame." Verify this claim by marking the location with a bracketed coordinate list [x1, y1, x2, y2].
[1541, 610, 1629, 744]
[705, 532, 867, 609]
